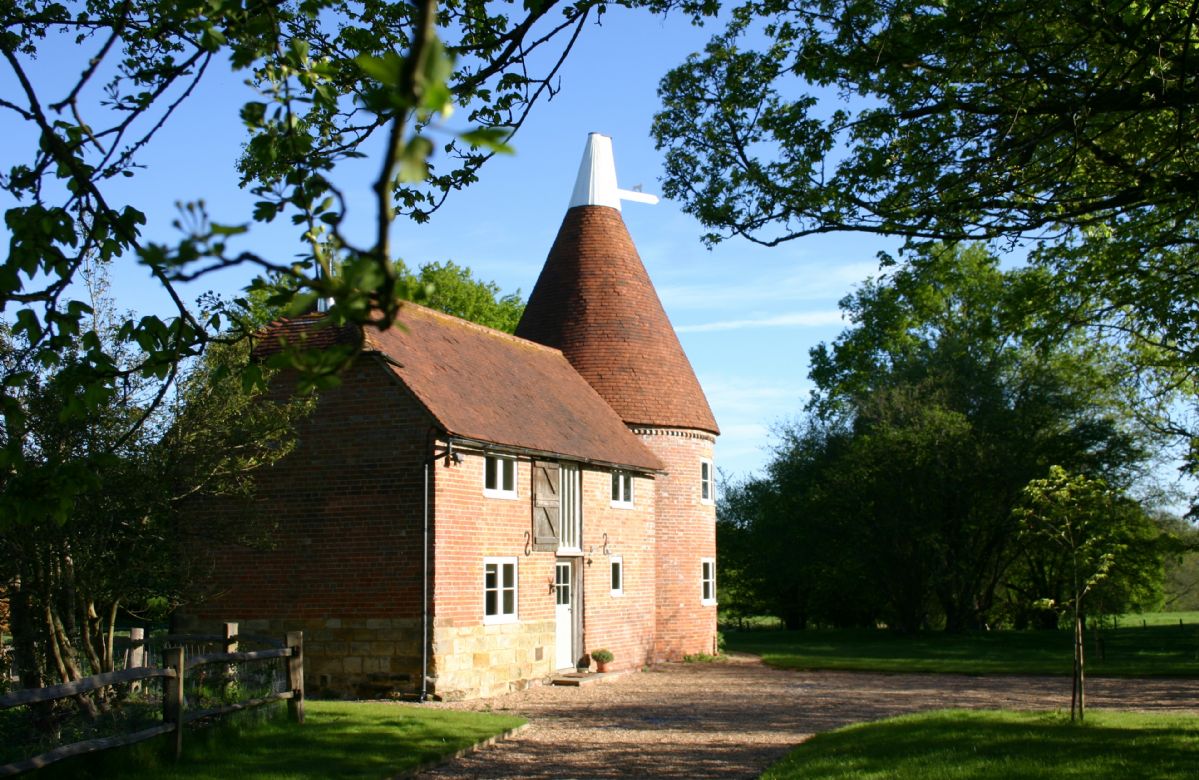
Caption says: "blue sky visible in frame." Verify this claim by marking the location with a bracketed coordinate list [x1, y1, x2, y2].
[2, 7, 898, 483]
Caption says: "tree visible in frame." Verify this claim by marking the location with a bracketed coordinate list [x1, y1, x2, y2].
[239, 260, 525, 332]
[652, 0, 1199, 475]
[1014, 466, 1161, 721]
[718, 425, 873, 630]
[815, 244, 1147, 630]
[723, 244, 1154, 632]
[1, 0, 666, 534]
[0, 315, 312, 695]
[405, 260, 525, 333]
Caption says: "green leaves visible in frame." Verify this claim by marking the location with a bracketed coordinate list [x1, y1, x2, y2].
[458, 127, 515, 154]
[1, 0, 609, 541]
[654, 0, 1199, 488]
[355, 52, 406, 89]
[398, 136, 434, 183]
[355, 37, 455, 119]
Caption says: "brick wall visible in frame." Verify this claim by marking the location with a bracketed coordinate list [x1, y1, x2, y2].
[637, 428, 718, 660]
[428, 450, 658, 698]
[181, 355, 434, 697]
[429, 446, 553, 699]
[579, 468, 657, 673]
[181, 354, 680, 701]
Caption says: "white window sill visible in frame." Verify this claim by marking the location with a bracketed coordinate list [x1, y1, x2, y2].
[610, 500, 634, 510]
[483, 489, 519, 500]
[483, 614, 517, 625]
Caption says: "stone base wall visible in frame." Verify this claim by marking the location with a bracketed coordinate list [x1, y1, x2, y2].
[175, 615, 423, 699]
[429, 620, 555, 701]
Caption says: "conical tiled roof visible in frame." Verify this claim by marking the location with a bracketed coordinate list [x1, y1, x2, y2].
[515, 203, 719, 434]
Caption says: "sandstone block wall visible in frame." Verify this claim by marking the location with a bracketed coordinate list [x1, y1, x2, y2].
[174, 615, 423, 698]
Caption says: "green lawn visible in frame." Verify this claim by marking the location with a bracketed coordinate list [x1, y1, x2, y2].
[35, 701, 525, 779]
[761, 709, 1199, 780]
[725, 620, 1199, 677]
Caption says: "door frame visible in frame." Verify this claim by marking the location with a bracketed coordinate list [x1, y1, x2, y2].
[554, 557, 582, 670]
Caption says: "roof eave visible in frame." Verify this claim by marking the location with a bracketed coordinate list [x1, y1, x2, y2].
[443, 434, 666, 476]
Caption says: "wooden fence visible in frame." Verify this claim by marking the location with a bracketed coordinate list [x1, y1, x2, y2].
[0, 625, 304, 776]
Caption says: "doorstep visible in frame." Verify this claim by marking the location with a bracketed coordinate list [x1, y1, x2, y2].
[550, 671, 612, 687]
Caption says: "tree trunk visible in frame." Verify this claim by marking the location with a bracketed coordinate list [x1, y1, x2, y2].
[1076, 613, 1086, 722]
[9, 581, 44, 690]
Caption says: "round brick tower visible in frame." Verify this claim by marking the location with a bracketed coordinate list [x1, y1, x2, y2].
[515, 134, 720, 660]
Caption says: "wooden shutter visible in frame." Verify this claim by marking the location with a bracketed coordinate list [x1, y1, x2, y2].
[532, 461, 560, 552]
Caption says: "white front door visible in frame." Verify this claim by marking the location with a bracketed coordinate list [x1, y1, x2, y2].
[555, 560, 575, 670]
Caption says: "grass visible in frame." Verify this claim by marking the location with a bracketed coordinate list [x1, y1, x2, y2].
[760, 709, 1199, 779]
[725, 619, 1199, 677]
[1115, 611, 1199, 627]
[32, 701, 525, 779]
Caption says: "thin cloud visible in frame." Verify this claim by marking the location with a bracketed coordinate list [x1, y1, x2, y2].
[658, 261, 880, 311]
[676, 310, 844, 333]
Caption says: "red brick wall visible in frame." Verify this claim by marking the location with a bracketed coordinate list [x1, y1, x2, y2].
[183, 356, 435, 696]
[182, 357, 698, 699]
[638, 428, 718, 660]
[428, 451, 658, 696]
[430, 446, 551, 627]
[428, 446, 554, 698]
[579, 469, 657, 672]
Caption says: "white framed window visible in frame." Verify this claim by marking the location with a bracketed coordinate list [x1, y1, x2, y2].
[700, 459, 715, 504]
[701, 558, 716, 605]
[610, 556, 624, 596]
[559, 463, 582, 553]
[484, 557, 518, 623]
[611, 470, 634, 508]
[484, 455, 518, 499]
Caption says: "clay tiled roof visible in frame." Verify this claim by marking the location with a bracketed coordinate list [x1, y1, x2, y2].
[515, 205, 719, 434]
[259, 306, 663, 472]
[251, 313, 361, 359]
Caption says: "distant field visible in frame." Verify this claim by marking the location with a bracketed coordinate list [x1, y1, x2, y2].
[1115, 611, 1199, 627]
[760, 709, 1199, 780]
[724, 618, 1199, 677]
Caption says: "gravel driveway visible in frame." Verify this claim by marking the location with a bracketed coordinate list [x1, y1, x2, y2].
[415, 655, 1199, 779]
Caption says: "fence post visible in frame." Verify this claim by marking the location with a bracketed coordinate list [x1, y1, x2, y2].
[128, 628, 146, 669]
[286, 631, 304, 725]
[163, 646, 185, 760]
[223, 622, 239, 699]
[127, 628, 146, 694]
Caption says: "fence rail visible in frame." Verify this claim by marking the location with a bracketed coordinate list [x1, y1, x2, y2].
[0, 666, 177, 709]
[0, 625, 303, 777]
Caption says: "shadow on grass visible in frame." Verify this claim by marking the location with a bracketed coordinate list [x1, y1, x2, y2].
[35, 702, 525, 780]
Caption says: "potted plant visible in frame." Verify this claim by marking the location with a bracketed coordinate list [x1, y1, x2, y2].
[591, 648, 614, 673]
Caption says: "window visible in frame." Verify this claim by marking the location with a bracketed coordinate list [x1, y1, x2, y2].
[610, 556, 624, 596]
[701, 558, 716, 605]
[611, 470, 633, 508]
[559, 463, 582, 552]
[484, 455, 517, 499]
[700, 459, 715, 504]
[484, 557, 517, 623]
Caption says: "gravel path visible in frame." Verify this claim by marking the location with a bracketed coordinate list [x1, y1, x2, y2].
[414, 656, 1199, 779]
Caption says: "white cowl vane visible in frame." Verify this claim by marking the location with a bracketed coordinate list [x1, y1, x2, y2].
[568, 133, 660, 211]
